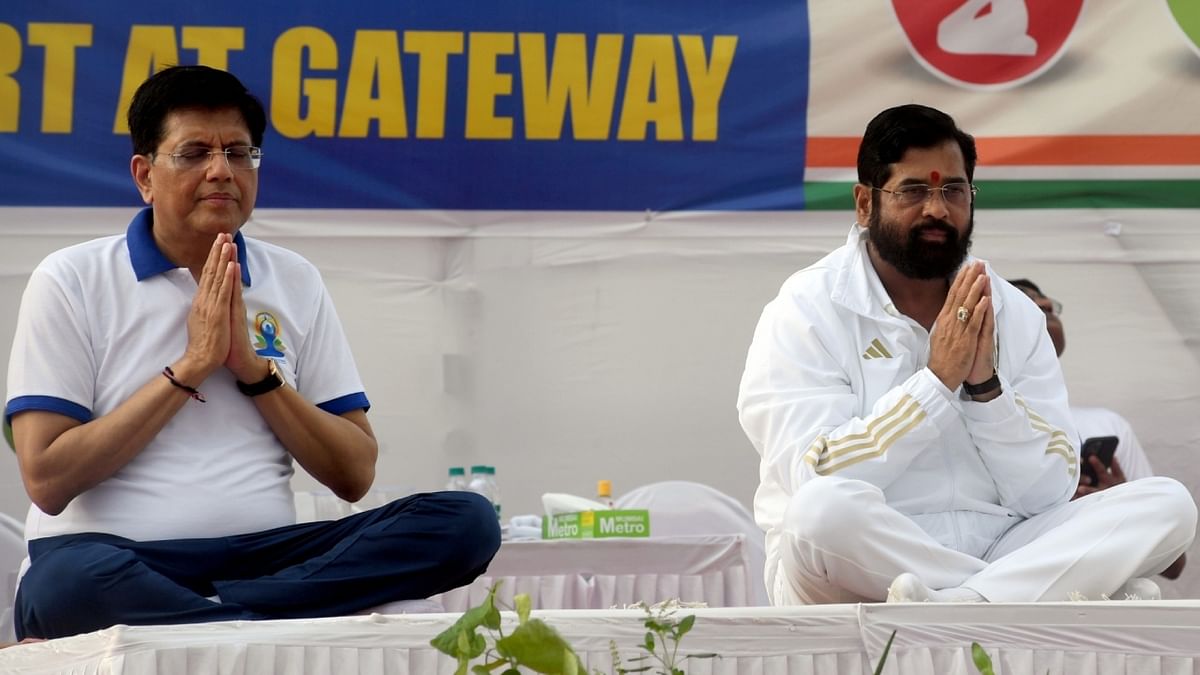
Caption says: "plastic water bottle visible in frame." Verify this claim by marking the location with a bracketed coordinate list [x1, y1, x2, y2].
[468, 465, 501, 521]
[596, 480, 614, 508]
[467, 465, 489, 499]
[445, 466, 467, 491]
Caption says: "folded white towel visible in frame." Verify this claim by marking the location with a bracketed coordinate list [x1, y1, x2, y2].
[541, 493, 608, 515]
[510, 514, 542, 528]
[508, 525, 543, 541]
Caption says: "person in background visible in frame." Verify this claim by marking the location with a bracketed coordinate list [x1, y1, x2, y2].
[737, 103, 1196, 605]
[5, 66, 500, 640]
[1008, 278, 1186, 579]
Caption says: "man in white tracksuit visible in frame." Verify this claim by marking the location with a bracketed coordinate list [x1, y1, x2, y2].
[737, 104, 1196, 604]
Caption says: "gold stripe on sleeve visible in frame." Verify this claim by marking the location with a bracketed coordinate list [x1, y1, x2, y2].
[1015, 395, 1079, 476]
[802, 395, 926, 475]
[816, 409, 927, 475]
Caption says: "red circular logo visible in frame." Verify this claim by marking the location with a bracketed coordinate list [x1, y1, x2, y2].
[890, 0, 1086, 89]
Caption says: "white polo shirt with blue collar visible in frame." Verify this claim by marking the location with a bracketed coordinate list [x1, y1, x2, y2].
[5, 207, 370, 542]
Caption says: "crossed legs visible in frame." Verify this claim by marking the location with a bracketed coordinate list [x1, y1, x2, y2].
[774, 476, 1195, 604]
[16, 491, 500, 639]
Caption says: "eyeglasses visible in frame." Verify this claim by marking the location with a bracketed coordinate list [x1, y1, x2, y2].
[152, 145, 262, 172]
[1046, 298, 1064, 316]
[873, 182, 977, 208]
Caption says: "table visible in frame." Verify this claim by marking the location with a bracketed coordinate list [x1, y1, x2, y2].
[434, 533, 755, 612]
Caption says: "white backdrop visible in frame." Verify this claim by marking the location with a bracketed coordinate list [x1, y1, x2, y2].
[4, 0, 1200, 603]
[2, 206, 1199, 598]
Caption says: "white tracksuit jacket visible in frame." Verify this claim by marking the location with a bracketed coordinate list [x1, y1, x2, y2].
[738, 225, 1079, 595]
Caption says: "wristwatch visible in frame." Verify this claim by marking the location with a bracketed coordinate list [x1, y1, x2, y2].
[237, 359, 285, 397]
[962, 371, 1002, 397]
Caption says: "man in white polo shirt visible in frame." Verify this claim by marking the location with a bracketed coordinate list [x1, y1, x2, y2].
[4, 65, 500, 640]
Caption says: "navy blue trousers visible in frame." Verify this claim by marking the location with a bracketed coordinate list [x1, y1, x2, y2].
[15, 491, 500, 640]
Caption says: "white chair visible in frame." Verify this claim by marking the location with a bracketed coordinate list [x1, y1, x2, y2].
[615, 481, 769, 606]
[0, 511, 25, 642]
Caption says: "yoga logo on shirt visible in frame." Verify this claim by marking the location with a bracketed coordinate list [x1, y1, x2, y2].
[253, 311, 288, 358]
[890, 0, 1085, 90]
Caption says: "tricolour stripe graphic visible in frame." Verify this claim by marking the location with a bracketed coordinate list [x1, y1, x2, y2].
[808, 136, 1200, 167]
[804, 134, 1200, 209]
[804, 180, 1200, 210]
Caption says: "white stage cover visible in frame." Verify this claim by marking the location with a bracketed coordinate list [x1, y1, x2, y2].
[4, 602, 1200, 675]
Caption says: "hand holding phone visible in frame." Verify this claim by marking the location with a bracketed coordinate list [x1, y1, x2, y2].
[1079, 435, 1119, 487]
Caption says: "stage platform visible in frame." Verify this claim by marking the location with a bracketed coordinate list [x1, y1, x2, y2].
[4, 602, 1200, 674]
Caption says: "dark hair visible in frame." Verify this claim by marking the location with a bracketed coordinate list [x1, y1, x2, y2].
[1007, 278, 1043, 296]
[856, 104, 977, 188]
[127, 65, 267, 156]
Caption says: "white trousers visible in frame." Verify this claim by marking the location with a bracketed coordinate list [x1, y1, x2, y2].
[774, 476, 1196, 604]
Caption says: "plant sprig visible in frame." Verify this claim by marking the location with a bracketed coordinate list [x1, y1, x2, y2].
[431, 585, 717, 675]
[611, 602, 716, 675]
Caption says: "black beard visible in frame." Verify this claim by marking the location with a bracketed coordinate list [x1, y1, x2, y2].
[867, 210, 973, 280]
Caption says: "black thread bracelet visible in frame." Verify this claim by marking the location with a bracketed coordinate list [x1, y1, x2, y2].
[163, 366, 206, 403]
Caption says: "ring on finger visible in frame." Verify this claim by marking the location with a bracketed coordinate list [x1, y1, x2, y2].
[956, 306, 970, 323]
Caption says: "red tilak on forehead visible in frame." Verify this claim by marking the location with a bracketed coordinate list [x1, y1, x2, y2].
[930, 170, 940, 183]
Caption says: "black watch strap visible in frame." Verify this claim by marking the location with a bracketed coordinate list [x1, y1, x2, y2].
[237, 359, 285, 397]
[962, 371, 1001, 396]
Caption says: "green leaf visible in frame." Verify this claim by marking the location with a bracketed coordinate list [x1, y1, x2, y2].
[563, 649, 579, 675]
[471, 667, 493, 675]
[873, 630, 896, 675]
[674, 615, 695, 639]
[643, 631, 656, 651]
[971, 642, 996, 675]
[495, 618, 584, 674]
[430, 586, 500, 657]
[643, 619, 669, 633]
[516, 594, 532, 625]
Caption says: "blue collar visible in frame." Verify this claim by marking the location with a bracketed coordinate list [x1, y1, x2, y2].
[126, 207, 252, 286]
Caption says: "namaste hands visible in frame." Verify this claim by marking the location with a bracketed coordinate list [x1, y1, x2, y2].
[180, 233, 264, 384]
[927, 261, 996, 393]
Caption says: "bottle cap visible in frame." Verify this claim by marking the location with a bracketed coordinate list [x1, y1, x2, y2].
[597, 479, 612, 497]
[448, 467, 465, 476]
[470, 465, 488, 473]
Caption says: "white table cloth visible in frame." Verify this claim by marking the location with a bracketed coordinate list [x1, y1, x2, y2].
[434, 533, 755, 612]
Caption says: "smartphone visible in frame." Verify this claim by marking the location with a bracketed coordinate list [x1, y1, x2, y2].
[1079, 435, 1119, 486]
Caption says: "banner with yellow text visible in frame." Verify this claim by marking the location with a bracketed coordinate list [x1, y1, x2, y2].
[0, 2, 809, 210]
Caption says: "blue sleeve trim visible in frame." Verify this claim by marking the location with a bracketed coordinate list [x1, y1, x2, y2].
[5, 395, 93, 425]
[317, 392, 370, 415]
